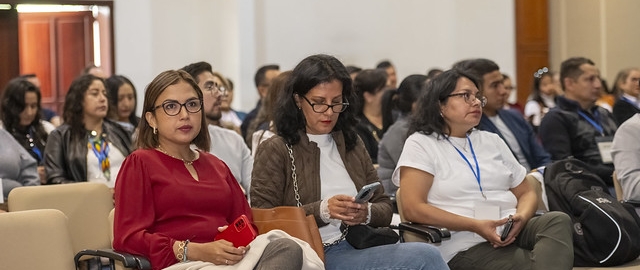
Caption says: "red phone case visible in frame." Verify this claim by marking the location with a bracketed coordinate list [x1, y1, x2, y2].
[214, 214, 258, 247]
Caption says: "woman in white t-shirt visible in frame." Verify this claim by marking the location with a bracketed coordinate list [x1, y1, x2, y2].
[394, 68, 573, 270]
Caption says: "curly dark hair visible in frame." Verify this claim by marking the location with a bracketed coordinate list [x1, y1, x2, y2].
[409, 68, 480, 138]
[1, 77, 48, 159]
[105, 75, 139, 127]
[274, 54, 358, 150]
[63, 74, 106, 143]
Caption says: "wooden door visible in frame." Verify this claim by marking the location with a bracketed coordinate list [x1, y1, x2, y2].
[515, 0, 549, 105]
[0, 8, 20, 91]
[19, 11, 93, 114]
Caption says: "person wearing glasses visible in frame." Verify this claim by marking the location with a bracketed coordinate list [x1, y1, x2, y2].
[251, 54, 449, 270]
[454, 59, 550, 172]
[44, 74, 132, 187]
[395, 68, 574, 270]
[113, 70, 308, 270]
[181, 62, 253, 196]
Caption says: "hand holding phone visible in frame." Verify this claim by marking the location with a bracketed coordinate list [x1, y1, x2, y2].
[354, 182, 382, 203]
[214, 215, 257, 247]
[500, 215, 514, 241]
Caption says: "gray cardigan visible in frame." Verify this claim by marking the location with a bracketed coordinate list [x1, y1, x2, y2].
[0, 128, 39, 199]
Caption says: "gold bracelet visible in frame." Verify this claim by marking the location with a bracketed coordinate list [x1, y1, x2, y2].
[176, 240, 186, 262]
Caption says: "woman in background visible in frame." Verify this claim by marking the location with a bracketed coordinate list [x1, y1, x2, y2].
[377, 74, 428, 196]
[353, 69, 390, 163]
[44, 74, 132, 187]
[247, 71, 291, 153]
[524, 68, 557, 132]
[1, 77, 55, 183]
[106, 75, 140, 136]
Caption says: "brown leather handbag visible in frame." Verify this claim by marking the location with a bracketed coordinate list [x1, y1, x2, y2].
[251, 206, 325, 262]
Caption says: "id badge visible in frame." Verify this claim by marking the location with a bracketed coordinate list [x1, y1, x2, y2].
[595, 136, 613, 164]
[473, 202, 500, 238]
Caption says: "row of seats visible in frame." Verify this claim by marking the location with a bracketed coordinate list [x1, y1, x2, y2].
[3, 181, 638, 269]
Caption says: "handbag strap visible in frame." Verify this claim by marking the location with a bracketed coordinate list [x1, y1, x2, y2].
[285, 142, 348, 247]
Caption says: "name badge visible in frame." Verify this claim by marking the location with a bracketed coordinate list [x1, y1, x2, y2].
[595, 136, 613, 164]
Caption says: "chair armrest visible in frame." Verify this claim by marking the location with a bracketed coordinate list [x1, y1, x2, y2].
[75, 249, 152, 269]
[397, 222, 450, 243]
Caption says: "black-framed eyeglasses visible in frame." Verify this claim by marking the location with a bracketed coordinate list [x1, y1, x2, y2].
[151, 98, 203, 116]
[534, 67, 549, 78]
[202, 82, 228, 96]
[447, 92, 487, 107]
[300, 95, 349, 113]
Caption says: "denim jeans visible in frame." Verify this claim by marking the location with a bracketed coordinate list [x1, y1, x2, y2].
[324, 240, 449, 270]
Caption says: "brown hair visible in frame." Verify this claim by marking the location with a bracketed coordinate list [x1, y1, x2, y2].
[136, 70, 210, 151]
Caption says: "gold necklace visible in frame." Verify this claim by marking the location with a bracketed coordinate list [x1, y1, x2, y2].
[156, 146, 196, 166]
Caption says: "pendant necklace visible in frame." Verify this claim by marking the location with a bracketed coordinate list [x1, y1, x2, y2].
[156, 146, 196, 166]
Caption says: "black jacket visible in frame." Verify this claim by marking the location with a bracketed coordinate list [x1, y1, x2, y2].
[612, 98, 640, 125]
[44, 119, 132, 184]
[539, 96, 617, 184]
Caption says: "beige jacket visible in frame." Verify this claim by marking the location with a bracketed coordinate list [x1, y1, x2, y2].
[250, 131, 392, 227]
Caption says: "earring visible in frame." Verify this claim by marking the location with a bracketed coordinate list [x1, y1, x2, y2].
[153, 127, 157, 134]
[439, 112, 443, 118]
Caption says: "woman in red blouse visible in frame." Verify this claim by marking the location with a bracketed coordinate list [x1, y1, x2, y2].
[113, 70, 303, 269]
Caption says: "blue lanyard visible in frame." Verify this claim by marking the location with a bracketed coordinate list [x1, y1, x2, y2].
[446, 135, 485, 199]
[621, 96, 640, 110]
[27, 127, 42, 162]
[577, 111, 603, 135]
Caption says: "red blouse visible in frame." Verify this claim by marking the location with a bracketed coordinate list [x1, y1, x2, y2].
[113, 148, 251, 269]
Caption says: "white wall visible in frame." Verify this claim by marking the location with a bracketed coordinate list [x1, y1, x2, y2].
[112, 0, 516, 114]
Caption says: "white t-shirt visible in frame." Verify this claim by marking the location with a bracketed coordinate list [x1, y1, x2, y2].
[87, 142, 126, 188]
[208, 124, 254, 195]
[392, 130, 527, 262]
[307, 133, 357, 243]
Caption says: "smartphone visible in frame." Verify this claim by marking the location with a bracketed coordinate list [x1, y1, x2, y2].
[500, 215, 514, 241]
[354, 182, 382, 203]
[214, 214, 258, 247]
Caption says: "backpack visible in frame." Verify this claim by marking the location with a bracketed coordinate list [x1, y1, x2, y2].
[544, 158, 640, 267]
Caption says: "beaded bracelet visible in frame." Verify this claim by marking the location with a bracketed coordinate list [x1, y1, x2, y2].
[183, 240, 190, 262]
[176, 240, 186, 262]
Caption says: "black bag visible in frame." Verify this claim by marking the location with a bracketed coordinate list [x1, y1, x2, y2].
[344, 225, 399, 249]
[544, 158, 640, 267]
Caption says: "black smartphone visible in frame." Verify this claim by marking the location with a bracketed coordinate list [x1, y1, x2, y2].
[354, 182, 381, 203]
[500, 215, 514, 241]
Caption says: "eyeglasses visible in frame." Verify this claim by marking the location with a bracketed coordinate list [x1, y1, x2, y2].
[202, 82, 228, 96]
[447, 92, 487, 107]
[534, 67, 549, 78]
[300, 95, 349, 113]
[151, 98, 203, 116]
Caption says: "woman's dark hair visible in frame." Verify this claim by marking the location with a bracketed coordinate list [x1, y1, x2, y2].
[380, 74, 428, 133]
[137, 70, 210, 151]
[410, 68, 480, 137]
[529, 68, 555, 108]
[1, 77, 48, 156]
[105, 75, 139, 126]
[275, 54, 358, 150]
[63, 74, 106, 143]
[246, 71, 291, 147]
[352, 69, 388, 117]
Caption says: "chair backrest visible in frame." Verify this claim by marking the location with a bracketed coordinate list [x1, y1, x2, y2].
[395, 188, 430, 242]
[613, 171, 624, 201]
[8, 182, 114, 254]
[0, 209, 76, 269]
